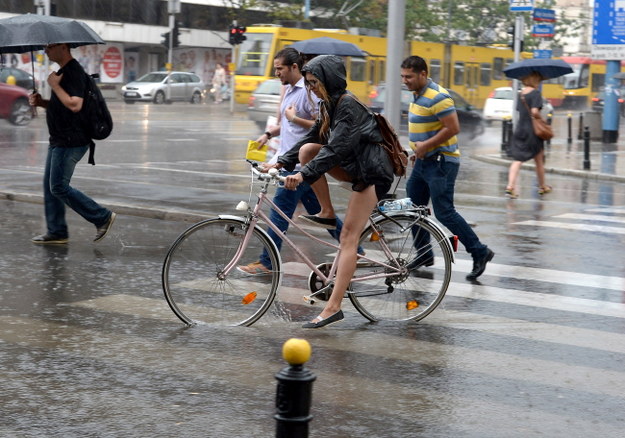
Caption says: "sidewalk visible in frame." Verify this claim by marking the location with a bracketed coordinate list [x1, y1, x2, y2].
[471, 115, 625, 183]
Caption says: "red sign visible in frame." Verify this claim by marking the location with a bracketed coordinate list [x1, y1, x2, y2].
[102, 46, 122, 79]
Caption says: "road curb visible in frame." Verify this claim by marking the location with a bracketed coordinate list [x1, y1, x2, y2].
[473, 154, 625, 183]
[0, 190, 211, 223]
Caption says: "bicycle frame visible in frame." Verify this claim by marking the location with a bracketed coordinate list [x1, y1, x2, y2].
[219, 169, 451, 293]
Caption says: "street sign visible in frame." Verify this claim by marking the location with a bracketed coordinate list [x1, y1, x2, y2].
[532, 23, 555, 37]
[592, 0, 625, 59]
[510, 0, 533, 12]
[533, 49, 552, 59]
[533, 8, 556, 22]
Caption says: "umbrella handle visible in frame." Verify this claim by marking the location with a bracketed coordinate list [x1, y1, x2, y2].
[30, 51, 38, 117]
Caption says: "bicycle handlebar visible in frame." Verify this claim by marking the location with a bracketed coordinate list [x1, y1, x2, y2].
[248, 160, 287, 183]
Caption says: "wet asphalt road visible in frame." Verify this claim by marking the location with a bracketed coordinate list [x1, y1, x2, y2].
[0, 101, 624, 437]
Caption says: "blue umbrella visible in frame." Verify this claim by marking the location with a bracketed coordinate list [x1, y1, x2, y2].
[289, 37, 366, 57]
[503, 58, 573, 80]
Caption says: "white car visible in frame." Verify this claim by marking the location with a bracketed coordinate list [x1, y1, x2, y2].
[483, 86, 554, 123]
[121, 71, 204, 104]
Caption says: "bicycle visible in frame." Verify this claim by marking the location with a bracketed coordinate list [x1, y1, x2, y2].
[162, 161, 457, 326]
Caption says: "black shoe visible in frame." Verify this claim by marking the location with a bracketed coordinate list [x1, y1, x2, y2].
[466, 249, 494, 281]
[302, 310, 344, 328]
[94, 212, 116, 243]
[299, 214, 337, 230]
[31, 234, 68, 245]
[406, 252, 434, 270]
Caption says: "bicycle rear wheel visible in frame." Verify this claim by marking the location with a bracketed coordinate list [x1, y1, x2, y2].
[162, 217, 281, 326]
[349, 213, 453, 322]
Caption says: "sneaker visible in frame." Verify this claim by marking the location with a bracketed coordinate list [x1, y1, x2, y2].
[237, 261, 271, 276]
[466, 248, 495, 281]
[298, 214, 337, 230]
[94, 212, 116, 243]
[31, 234, 68, 245]
[406, 252, 435, 270]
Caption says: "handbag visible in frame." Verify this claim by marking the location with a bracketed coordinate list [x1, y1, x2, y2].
[521, 95, 553, 141]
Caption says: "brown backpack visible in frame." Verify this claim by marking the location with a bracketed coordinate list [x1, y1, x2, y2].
[342, 93, 409, 177]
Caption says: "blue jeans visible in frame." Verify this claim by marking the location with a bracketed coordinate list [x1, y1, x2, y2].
[259, 171, 350, 269]
[43, 145, 111, 238]
[406, 156, 488, 259]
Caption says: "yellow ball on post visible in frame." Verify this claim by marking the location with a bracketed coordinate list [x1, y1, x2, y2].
[282, 338, 312, 366]
[6, 75, 16, 86]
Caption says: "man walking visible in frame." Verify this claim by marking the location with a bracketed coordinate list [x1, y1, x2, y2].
[238, 48, 349, 275]
[400, 55, 493, 281]
[29, 43, 115, 245]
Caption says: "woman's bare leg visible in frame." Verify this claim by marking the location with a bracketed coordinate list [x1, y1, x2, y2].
[507, 160, 522, 192]
[311, 185, 378, 322]
[534, 149, 546, 188]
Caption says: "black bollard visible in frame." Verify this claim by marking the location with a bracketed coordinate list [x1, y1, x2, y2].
[275, 339, 316, 438]
[546, 113, 553, 147]
[501, 119, 512, 157]
[578, 112, 584, 140]
[567, 113, 573, 143]
[583, 126, 591, 170]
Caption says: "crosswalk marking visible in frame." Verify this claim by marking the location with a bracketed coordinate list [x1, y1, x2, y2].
[513, 219, 625, 235]
[555, 213, 625, 224]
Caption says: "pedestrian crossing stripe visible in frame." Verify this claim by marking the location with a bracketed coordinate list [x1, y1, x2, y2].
[513, 220, 625, 235]
[555, 213, 625, 224]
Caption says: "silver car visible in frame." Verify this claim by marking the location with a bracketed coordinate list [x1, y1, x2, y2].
[121, 71, 204, 104]
[247, 78, 282, 129]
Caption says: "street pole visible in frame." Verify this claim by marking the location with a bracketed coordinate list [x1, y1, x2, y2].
[511, 14, 524, 127]
[602, 60, 620, 143]
[384, 0, 405, 131]
[166, 0, 180, 102]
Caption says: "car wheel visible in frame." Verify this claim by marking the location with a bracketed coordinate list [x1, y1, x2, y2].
[153, 91, 165, 104]
[124, 99, 135, 104]
[190, 92, 201, 104]
[8, 97, 33, 126]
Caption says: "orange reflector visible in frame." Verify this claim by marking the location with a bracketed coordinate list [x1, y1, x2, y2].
[369, 231, 380, 241]
[406, 300, 419, 310]
[241, 291, 257, 305]
[449, 235, 459, 252]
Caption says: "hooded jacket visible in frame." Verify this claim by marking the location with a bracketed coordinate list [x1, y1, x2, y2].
[277, 55, 394, 193]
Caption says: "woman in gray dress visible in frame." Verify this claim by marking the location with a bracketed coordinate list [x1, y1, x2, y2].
[505, 72, 552, 199]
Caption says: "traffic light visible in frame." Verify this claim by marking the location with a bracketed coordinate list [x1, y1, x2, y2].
[235, 26, 247, 44]
[507, 23, 524, 51]
[228, 24, 247, 45]
[161, 31, 170, 49]
[172, 22, 181, 48]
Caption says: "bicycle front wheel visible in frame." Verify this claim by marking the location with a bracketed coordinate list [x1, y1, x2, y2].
[162, 217, 281, 326]
[349, 213, 453, 322]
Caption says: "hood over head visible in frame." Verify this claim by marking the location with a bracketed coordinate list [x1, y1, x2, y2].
[302, 55, 347, 99]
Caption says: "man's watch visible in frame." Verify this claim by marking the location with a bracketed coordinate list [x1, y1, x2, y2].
[264, 131, 272, 139]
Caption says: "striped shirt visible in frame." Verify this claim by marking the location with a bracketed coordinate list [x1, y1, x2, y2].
[408, 79, 460, 162]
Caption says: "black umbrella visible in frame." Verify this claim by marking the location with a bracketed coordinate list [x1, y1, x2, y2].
[0, 13, 104, 91]
[289, 37, 367, 57]
[503, 58, 573, 80]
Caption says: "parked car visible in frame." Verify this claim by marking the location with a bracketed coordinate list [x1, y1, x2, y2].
[369, 83, 485, 139]
[247, 78, 282, 129]
[591, 87, 625, 116]
[0, 66, 36, 91]
[483, 86, 554, 123]
[0, 82, 33, 125]
[120, 71, 204, 104]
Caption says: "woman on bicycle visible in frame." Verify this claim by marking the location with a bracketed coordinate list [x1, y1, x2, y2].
[274, 54, 394, 328]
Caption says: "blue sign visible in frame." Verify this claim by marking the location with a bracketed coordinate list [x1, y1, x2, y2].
[533, 50, 552, 59]
[532, 23, 555, 37]
[592, 0, 625, 59]
[533, 8, 556, 22]
[593, 0, 625, 44]
[510, 0, 533, 12]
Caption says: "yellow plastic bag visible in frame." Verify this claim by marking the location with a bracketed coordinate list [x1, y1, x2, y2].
[246, 140, 268, 161]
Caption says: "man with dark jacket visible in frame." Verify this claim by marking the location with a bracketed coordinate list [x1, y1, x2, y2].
[29, 43, 115, 244]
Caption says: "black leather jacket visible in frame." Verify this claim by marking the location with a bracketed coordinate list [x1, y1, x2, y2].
[278, 55, 393, 193]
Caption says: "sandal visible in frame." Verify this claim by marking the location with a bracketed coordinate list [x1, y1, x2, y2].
[538, 185, 552, 195]
[505, 187, 518, 199]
